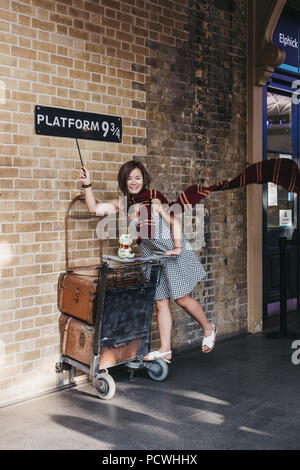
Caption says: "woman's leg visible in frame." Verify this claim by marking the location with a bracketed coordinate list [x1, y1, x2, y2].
[175, 294, 214, 352]
[155, 298, 172, 355]
[144, 298, 172, 361]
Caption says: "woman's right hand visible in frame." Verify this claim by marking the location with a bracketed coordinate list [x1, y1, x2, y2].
[79, 167, 91, 185]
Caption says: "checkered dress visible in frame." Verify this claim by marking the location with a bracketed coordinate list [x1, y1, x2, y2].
[129, 208, 206, 300]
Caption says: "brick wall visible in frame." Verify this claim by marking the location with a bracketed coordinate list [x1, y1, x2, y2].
[139, 0, 248, 350]
[0, 0, 247, 405]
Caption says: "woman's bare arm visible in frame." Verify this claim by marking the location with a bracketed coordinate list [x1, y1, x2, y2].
[151, 198, 182, 255]
[95, 199, 120, 216]
[79, 167, 119, 216]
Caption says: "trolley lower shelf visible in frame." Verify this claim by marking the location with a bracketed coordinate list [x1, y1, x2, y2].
[55, 354, 169, 400]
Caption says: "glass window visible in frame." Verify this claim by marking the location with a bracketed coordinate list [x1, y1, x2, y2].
[267, 92, 293, 153]
[266, 92, 295, 229]
[267, 153, 295, 228]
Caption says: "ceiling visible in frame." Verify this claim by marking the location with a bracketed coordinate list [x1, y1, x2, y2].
[267, 93, 291, 117]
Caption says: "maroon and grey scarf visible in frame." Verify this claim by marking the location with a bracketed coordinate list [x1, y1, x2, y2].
[129, 158, 300, 243]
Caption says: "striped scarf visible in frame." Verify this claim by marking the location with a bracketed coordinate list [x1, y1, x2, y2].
[129, 158, 300, 243]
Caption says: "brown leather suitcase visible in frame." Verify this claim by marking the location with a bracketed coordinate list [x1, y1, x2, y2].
[57, 265, 145, 324]
[58, 271, 98, 324]
[59, 314, 142, 368]
[60, 314, 94, 365]
[100, 338, 142, 369]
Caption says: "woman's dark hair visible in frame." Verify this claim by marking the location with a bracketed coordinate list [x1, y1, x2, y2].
[118, 160, 151, 202]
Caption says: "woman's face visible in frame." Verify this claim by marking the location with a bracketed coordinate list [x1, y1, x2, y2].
[127, 167, 144, 195]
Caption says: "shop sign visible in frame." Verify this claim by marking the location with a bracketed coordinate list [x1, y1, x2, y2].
[268, 182, 278, 207]
[273, 8, 300, 73]
[35, 106, 122, 142]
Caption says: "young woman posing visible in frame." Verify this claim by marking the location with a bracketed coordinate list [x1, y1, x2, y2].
[79, 160, 216, 362]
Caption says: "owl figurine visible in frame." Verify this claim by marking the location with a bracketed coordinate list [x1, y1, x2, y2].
[118, 233, 135, 259]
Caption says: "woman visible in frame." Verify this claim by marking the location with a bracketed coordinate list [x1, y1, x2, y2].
[79, 160, 216, 362]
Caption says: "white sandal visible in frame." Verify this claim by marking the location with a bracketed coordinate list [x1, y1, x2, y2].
[143, 350, 172, 363]
[202, 324, 217, 353]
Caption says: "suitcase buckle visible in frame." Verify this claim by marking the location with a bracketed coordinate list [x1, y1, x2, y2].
[79, 332, 85, 348]
[74, 287, 80, 303]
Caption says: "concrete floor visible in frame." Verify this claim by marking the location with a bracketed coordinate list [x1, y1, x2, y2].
[1, 332, 300, 450]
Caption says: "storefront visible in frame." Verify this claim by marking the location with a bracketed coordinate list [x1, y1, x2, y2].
[263, 6, 300, 322]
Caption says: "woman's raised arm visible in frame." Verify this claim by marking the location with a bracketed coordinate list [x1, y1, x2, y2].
[79, 167, 120, 216]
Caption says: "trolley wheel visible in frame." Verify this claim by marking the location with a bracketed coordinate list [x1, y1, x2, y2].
[147, 358, 169, 382]
[95, 372, 116, 400]
[55, 362, 63, 374]
[55, 361, 71, 373]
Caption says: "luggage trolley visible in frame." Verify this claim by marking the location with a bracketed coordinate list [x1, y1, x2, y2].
[56, 255, 169, 400]
[55, 193, 170, 399]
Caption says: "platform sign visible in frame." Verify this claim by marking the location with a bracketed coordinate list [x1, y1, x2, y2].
[35, 106, 122, 143]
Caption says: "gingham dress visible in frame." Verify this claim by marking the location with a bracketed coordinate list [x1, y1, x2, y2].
[128, 207, 206, 301]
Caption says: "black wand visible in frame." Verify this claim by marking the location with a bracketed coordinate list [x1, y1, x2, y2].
[76, 139, 86, 177]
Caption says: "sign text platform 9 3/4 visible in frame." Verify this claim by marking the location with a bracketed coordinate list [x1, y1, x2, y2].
[35, 105, 122, 143]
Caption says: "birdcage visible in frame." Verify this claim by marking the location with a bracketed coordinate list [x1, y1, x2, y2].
[64, 191, 107, 274]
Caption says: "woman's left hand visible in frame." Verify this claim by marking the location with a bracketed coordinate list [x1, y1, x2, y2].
[165, 248, 182, 256]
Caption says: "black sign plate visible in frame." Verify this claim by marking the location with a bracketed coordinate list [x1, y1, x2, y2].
[35, 106, 122, 142]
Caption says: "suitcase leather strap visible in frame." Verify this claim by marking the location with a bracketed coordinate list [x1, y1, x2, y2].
[62, 316, 72, 355]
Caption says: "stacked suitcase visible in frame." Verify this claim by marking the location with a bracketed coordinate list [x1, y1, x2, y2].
[57, 264, 148, 370]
